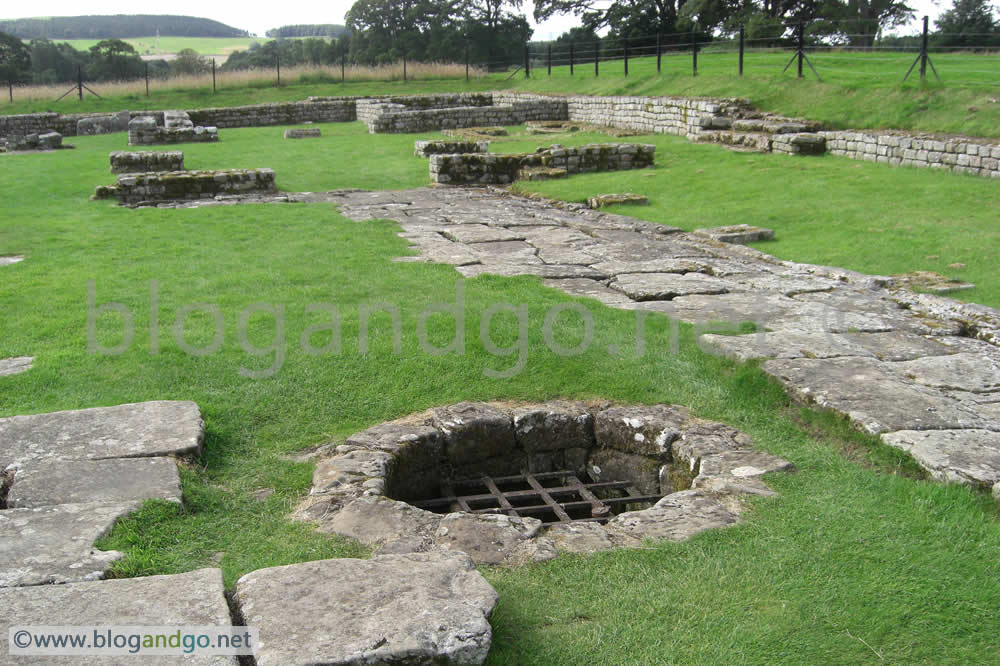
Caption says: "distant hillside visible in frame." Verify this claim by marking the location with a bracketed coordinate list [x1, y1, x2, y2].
[0, 15, 249, 40]
[265, 24, 349, 39]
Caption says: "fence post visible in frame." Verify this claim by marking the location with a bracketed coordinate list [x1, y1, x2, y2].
[797, 23, 804, 78]
[547, 44, 552, 75]
[569, 42, 574, 76]
[78, 65, 83, 101]
[8, 80, 12, 104]
[739, 25, 744, 76]
[919, 15, 928, 80]
[465, 42, 470, 81]
[276, 53, 281, 86]
[594, 41, 599, 77]
[524, 44, 530, 78]
[403, 53, 407, 81]
[657, 34, 662, 73]
[692, 30, 698, 76]
[342, 52, 346, 82]
[212, 59, 216, 93]
[145, 62, 149, 96]
[623, 37, 629, 77]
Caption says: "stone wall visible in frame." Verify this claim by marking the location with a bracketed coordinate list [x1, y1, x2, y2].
[0, 132, 66, 152]
[109, 150, 184, 173]
[414, 140, 489, 157]
[354, 94, 493, 126]
[365, 97, 567, 134]
[186, 99, 355, 129]
[821, 130, 1000, 178]
[93, 168, 276, 205]
[78, 111, 131, 136]
[430, 142, 655, 185]
[128, 117, 218, 146]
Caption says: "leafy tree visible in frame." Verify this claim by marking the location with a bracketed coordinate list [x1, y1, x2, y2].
[533, 0, 689, 38]
[935, 0, 1000, 47]
[170, 48, 211, 75]
[0, 31, 30, 83]
[814, 0, 914, 47]
[88, 38, 145, 80]
[29, 38, 85, 83]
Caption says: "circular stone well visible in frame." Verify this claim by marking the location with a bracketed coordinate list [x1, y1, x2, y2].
[294, 401, 793, 565]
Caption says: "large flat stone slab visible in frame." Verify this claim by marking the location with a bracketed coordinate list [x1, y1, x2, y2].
[0, 356, 33, 376]
[700, 330, 957, 363]
[893, 352, 1000, 393]
[763, 357, 987, 435]
[0, 501, 136, 587]
[233, 551, 498, 666]
[0, 568, 234, 664]
[610, 272, 732, 301]
[0, 255, 25, 266]
[441, 225, 525, 244]
[881, 429, 1000, 489]
[0, 400, 204, 462]
[7, 457, 182, 508]
[605, 490, 738, 542]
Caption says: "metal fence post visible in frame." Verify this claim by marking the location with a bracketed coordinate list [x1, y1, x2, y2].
[919, 15, 928, 80]
[465, 42, 470, 81]
[524, 44, 530, 78]
[342, 53, 346, 82]
[624, 37, 629, 77]
[797, 23, 804, 78]
[403, 53, 407, 81]
[570, 42, 575, 76]
[548, 44, 552, 75]
[657, 34, 662, 73]
[692, 30, 698, 76]
[276, 53, 281, 86]
[78, 66, 83, 101]
[145, 62, 149, 96]
[212, 59, 216, 93]
[739, 25, 744, 76]
[594, 41, 599, 77]
[8, 80, 12, 104]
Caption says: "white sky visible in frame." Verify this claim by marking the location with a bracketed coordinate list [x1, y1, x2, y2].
[1, 0, 949, 42]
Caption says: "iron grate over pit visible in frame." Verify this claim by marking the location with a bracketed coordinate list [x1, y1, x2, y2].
[411, 470, 663, 525]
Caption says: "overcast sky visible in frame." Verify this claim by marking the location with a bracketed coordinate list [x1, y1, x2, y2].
[1, 0, 949, 41]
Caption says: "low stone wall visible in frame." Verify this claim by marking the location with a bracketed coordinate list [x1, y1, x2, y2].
[430, 142, 655, 185]
[1, 132, 66, 152]
[821, 130, 1000, 178]
[128, 117, 218, 146]
[771, 133, 827, 156]
[285, 128, 322, 139]
[93, 168, 276, 205]
[414, 140, 489, 157]
[366, 97, 568, 134]
[355, 93, 493, 126]
[187, 99, 355, 129]
[78, 111, 131, 136]
[109, 151, 184, 173]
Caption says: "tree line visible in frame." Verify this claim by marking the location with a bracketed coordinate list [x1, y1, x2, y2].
[0, 15, 247, 40]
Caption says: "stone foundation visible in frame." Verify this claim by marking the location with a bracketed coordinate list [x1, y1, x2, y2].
[93, 168, 275, 205]
[821, 130, 1000, 178]
[429, 142, 655, 185]
[128, 116, 218, 146]
[284, 128, 322, 139]
[109, 150, 184, 174]
[1, 132, 67, 152]
[414, 140, 489, 157]
[77, 111, 131, 136]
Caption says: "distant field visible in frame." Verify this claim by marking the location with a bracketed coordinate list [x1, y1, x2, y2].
[59, 36, 260, 57]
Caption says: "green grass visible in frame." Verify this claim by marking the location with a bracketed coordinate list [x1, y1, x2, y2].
[3, 121, 1000, 663]
[59, 36, 260, 56]
[5, 50, 1000, 137]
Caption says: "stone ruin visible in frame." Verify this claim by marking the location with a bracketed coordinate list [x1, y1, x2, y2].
[429, 142, 655, 185]
[93, 168, 276, 206]
[0, 132, 70, 153]
[128, 111, 218, 146]
[414, 140, 489, 157]
[109, 150, 184, 174]
[293, 401, 793, 565]
[77, 111, 131, 136]
[284, 128, 322, 139]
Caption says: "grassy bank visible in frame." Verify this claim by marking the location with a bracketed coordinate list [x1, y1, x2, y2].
[4, 51, 1000, 137]
[3, 121, 999, 663]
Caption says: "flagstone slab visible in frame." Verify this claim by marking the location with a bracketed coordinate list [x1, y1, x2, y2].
[0, 400, 204, 462]
[881, 429, 1000, 489]
[0, 501, 137, 587]
[0, 568, 234, 664]
[233, 551, 498, 666]
[6, 457, 181, 508]
[0, 356, 33, 377]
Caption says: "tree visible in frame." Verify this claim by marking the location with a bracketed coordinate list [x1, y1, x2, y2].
[0, 31, 30, 83]
[170, 48, 211, 75]
[815, 0, 914, 47]
[935, 0, 1000, 47]
[88, 39, 145, 80]
[533, 0, 689, 37]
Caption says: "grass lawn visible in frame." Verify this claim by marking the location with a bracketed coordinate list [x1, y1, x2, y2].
[2, 120, 999, 663]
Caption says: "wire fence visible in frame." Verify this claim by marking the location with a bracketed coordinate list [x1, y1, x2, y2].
[3, 16, 999, 103]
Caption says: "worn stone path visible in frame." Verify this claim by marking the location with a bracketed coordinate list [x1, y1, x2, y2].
[325, 186, 1000, 500]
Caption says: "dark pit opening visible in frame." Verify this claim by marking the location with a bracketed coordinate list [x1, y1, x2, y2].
[410, 469, 665, 525]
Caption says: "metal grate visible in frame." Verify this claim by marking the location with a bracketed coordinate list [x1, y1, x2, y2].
[412, 470, 662, 525]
